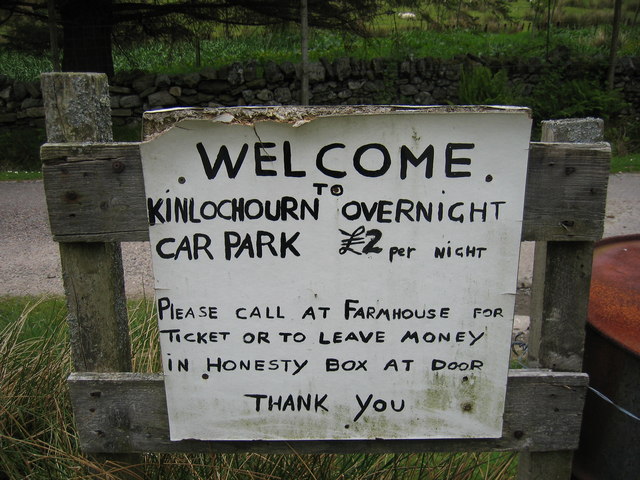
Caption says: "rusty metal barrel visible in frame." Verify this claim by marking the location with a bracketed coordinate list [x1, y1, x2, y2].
[573, 234, 640, 479]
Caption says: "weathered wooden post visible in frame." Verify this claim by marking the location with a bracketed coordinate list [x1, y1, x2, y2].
[518, 117, 608, 479]
[41, 72, 139, 475]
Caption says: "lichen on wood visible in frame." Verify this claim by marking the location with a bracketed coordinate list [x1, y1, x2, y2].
[41, 73, 113, 144]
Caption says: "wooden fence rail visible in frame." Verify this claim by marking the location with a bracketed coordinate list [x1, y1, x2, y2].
[40, 72, 611, 480]
[68, 370, 588, 455]
[41, 141, 610, 244]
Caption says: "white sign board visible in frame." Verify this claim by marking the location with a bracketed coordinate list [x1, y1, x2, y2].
[140, 106, 531, 441]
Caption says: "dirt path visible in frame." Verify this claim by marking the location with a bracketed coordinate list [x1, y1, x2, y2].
[1, 174, 638, 298]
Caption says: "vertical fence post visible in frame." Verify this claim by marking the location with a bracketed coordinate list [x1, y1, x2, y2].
[41, 73, 139, 475]
[518, 118, 606, 480]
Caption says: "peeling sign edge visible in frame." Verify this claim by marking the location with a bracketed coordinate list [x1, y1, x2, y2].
[141, 105, 532, 141]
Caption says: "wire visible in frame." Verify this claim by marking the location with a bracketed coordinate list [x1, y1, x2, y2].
[588, 386, 640, 422]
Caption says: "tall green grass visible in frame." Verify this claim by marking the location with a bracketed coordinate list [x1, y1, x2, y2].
[0, 297, 78, 479]
[0, 296, 518, 479]
[0, 50, 53, 82]
[111, 27, 636, 76]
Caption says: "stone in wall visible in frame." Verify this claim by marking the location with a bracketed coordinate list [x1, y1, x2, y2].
[0, 113, 18, 123]
[307, 62, 326, 83]
[148, 91, 177, 107]
[132, 74, 156, 93]
[12, 83, 28, 101]
[334, 57, 351, 81]
[120, 95, 142, 108]
[0, 86, 12, 101]
[264, 61, 284, 83]
[228, 63, 244, 86]
[244, 62, 259, 82]
[155, 74, 171, 88]
[274, 87, 292, 103]
[399, 84, 419, 96]
[256, 89, 273, 102]
[181, 73, 201, 88]
[200, 79, 229, 94]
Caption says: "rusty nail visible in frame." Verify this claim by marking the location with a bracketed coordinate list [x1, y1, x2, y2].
[514, 430, 524, 439]
[462, 402, 473, 412]
[112, 161, 125, 173]
[561, 220, 575, 229]
[565, 166, 576, 175]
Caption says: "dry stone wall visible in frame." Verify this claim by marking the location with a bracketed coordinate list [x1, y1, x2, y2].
[1, 56, 639, 129]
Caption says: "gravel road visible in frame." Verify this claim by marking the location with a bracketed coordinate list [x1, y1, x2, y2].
[0, 180, 153, 297]
[1, 174, 638, 298]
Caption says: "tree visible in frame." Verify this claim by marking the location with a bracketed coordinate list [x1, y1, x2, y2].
[0, 0, 380, 76]
[59, 0, 114, 75]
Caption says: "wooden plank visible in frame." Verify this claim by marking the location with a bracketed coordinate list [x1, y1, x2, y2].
[527, 241, 595, 372]
[522, 142, 610, 242]
[68, 370, 588, 454]
[60, 242, 132, 372]
[42, 143, 148, 242]
[517, 451, 574, 480]
[41, 142, 141, 165]
[41, 142, 610, 243]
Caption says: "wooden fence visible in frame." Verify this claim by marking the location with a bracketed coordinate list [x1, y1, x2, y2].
[40, 72, 610, 479]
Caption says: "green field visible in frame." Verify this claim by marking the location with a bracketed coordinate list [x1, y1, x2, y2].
[2, 25, 639, 82]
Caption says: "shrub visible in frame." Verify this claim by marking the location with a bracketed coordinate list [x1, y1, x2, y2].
[0, 127, 46, 172]
[458, 65, 522, 105]
[527, 71, 628, 123]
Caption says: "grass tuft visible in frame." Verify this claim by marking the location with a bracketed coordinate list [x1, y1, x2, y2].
[610, 153, 640, 173]
[0, 296, 519, 479]
[0, 171, 43, 181]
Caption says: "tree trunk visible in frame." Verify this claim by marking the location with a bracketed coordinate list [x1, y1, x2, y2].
[48, 0, 61, 71]
[60, 0, 114, 76]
